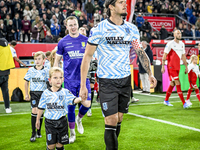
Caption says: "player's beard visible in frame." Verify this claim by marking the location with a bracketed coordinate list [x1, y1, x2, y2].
[176, 36, 181, 40]
[120, 12, 127, 16]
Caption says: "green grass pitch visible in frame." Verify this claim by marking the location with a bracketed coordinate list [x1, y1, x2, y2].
[0, 92, 200, 150]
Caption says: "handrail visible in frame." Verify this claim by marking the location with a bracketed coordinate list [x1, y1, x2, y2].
[166, 36, 200, 40]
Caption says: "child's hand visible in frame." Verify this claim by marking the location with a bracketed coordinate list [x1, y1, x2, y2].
[25, 95, 30, 101]
[36, 120, 40, 130]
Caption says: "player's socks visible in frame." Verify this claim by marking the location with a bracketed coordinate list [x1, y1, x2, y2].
[31, 113, 37, 135]
[116, 122, 121, 137]
[104, 124, 118, 150]
[78, 105, 90, 119]
[91, 88, 94, 105]
[195, 89, 200, 101]
[165, 85, 174, 101]
[186, 89, 193, 100]
[56, 146, 64, 150]
[68, 105, 76, 130]
[176, 85, 185, 104]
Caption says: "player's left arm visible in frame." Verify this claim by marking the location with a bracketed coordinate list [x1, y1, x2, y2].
[36, 109, 44, 130]
[182, 54, 188, 74]
[134, 45, 157, 88]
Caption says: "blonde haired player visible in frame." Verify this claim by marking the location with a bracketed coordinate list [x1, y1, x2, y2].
[185, 55, 200, 105]
[24, 51, 49, 142]
[36, 67, 83, 150]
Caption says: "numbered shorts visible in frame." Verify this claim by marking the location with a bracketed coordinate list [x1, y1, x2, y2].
[30, 91, 43, 108]
[99, 75, 131, 117]
[45, 116, 69, 145]
[64, 79, 91, 100]
[168, 69, 180, 81]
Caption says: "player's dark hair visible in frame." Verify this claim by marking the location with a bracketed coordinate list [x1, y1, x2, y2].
[104, 0, 117, 17]
[10, 40, 17, 46]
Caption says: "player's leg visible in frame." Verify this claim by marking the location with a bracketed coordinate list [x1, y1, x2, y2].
[174, 80, 185, 105]
[36, 92, 43, 138]
[64, 81, 77, 143]
[76, 79, 91, 134]
[139, 73, 145, 93]
[144, 73, 150, 93]
[186, 84, 193, 105]
[47, 144, 56, 150]
[31, 107, 37, 142]
[55, 143, 64, 150]
[194, 86, 200, 102]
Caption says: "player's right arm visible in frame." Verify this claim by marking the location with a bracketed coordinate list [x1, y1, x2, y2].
[161, 53, 168, 73]
[24, 69, 31, 101]
[54, 40, 63, 67]
[54, 54, 62, 67]
[80, 44, 97, 100]
[13, 56, 26, 67]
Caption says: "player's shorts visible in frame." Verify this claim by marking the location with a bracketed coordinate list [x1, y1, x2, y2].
[30, 91, 43, 108]
[99, 75, 131, 117]
[89, 72, 95, 84]
[45, 116, 69, 145]
[168, 69, 179, 81]
[64, 79, 91, 100]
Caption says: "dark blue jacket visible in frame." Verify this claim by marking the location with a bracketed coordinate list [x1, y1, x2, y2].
[189, 15, 197, 25]
[137, 45, 153, 73]
[13, 18, 22, 31]
[136, 16, 144, 28]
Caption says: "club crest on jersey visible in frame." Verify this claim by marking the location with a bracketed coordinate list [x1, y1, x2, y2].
[102, 102, 108, 111]
[47, 134, 52, 141]
[32, 100, 36, 105]
[59, 95, 64, 100]
[125, 28, 130, 34]
[81, 42, 86, 47]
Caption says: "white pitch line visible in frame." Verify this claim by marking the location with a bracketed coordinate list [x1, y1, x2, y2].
[128, 112, 200, 132]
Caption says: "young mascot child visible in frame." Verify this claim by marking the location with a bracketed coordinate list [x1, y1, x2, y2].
[186, 54, 200, 106]
[24, 51, 49, 142]
[36, 67, 83, 150]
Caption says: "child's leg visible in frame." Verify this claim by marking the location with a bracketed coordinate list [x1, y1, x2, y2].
[30, 107, 37, 142]
[56, 143, 64, 150]
[47, 144, 56, 150]
[186, 88, 193, 100]
[37, 107, 43, 137]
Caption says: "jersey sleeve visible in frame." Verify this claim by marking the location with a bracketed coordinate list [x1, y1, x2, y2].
[182, 43, 185, 54]
[45, 69, 49, 81]
[131, 25, 141, 50]
[10, 47, 17, 57]
[38, 92, 46, 110]
[164, 42, 171, 54]
[24, 68, 31, 82]
[65, 89, 76, 106]
[56, 40, 64, 56]
[88, 25, 102, 46]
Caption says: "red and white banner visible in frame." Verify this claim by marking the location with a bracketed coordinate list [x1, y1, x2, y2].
[126, 0, 136, 22]
[143, 16, 176, 32]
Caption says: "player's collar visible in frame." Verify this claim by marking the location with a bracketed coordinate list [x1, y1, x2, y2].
[34, 66, 44, 70]
[107, 18, 124, 25]
[48, 87, 62, 92]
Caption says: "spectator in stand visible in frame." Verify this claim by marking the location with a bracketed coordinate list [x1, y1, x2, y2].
[74, 7, 82, 17]
[160, 25, 169, 39]
[59, 0, 66, 12]
[50, 15, 58, 25]
[32, 16, 40, 29]
[180, 0, 186, 11]
[137, 2, 145, 13]
[23, 6, 32, 21]
[31, 5, 39, 24]
[147, 1, 153, 16]
[150, 32, 158, 41]
[45, 30, 55, 43]
[140, 32, 149, 43]
[43, 14, 51, 28]
[94, 10, 102, 26]
[14, 3, 23, 19]
[39, 20, 50, 43]
[160, 4, 168, 14]
[193, 6, 199, 17]
[6, 20, 16, 42]
[167, 5, 173, 14]
[141, 19, 151, 38]
[45, 0, 52, 10]
[153, 0, 161, 13]
[94, 1, 101, 12]
[60, 10, 68, 25]
[191, 25, 199, 39]
[136, 13, 144, 31]
[195, 18, 200, 29]
[13, 13, 22, 42]
[183, 24, 192, 40]
[60, 19, 67, 38]
[185, 5, 193, 21]
[85, 0, 94, 23]
[78, 14, 87, 27]
[144, 2, 149, 12]
[54, 8, 62, 24]
[4, 14, 10, 26]
[46, 9, 53, 20]
[189, 12, 197, 25]
[173, 5, 179, 15]
[50, 19, 60, 42]
[22, 16, 31, 43]
[178, 23, 184, 35]
[39, 3, 47, 18]
[51, 6, 55, 14]
[66, 3, 75, 16]
[31, 23, 40, 43]
[1, 6, 7, 20]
